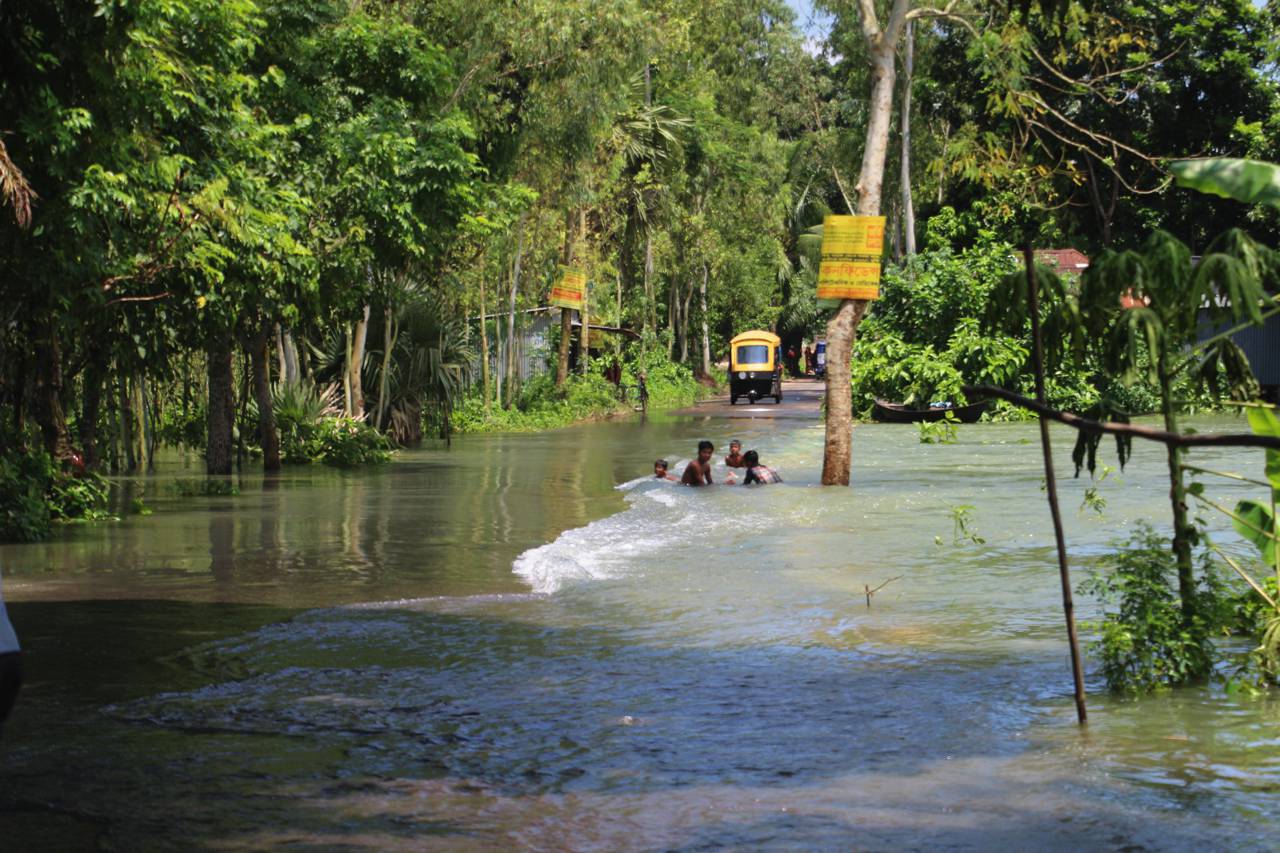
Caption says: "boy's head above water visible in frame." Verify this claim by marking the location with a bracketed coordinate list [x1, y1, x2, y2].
[728, 440, 741, 453]
[697, 440, 714, 463]
[653, 459, 669, 477]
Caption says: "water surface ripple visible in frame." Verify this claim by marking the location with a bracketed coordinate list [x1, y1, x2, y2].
[2, 416, 1278, 850]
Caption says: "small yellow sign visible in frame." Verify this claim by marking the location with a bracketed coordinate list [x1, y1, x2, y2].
[549, 267, 586, 310]
[817, 215, 885, 301]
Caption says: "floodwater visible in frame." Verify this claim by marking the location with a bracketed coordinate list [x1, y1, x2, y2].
[2, 413, 1279, 850]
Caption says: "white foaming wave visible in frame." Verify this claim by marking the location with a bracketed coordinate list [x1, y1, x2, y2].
[513, 480, 700, 594]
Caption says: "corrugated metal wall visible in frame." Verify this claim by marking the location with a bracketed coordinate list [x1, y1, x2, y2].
[1198, 309, 1280, 387]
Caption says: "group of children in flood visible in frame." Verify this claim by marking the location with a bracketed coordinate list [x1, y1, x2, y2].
[652, 439, 782, 487]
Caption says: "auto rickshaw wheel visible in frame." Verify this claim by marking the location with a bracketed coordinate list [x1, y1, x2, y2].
[775, 393, 782, 404]
[730, 395, 737, 405]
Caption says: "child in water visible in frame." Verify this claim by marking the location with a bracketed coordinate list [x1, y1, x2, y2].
[741, 450, 782, 485]
[724, 440, 746, 468]
[681, 441, 716, 486]
[680, 441, 736, 486]
[653, 459, 678, 481]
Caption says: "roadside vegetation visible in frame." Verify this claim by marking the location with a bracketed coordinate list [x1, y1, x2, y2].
[3, 0, 1280, 708]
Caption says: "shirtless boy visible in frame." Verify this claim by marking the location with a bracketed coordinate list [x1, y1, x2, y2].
[681, 440, 716, 486]
[653, 459, 678, 481]
[724, 440, 745, 468]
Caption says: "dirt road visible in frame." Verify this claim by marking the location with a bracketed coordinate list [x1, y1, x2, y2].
[670, 377, 824, 420]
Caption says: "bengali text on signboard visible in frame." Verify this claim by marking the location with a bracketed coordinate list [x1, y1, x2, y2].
[817, 215, 885, 301]
[548, 267, 586, 310]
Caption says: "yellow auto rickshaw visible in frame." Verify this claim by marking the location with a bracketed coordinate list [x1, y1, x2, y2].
[728, 330, 783, 404]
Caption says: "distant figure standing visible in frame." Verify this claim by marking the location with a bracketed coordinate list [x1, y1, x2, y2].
[742, 450, 782, 485]
[0, 571, 22, 738]
[786, 346, 799, 377]
[804, 346, 814, 376]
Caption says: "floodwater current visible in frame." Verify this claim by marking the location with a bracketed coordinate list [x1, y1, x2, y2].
[2, 413, 1279, 850]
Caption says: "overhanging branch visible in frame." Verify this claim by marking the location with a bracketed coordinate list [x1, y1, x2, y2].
[964, 384, 1280, 450]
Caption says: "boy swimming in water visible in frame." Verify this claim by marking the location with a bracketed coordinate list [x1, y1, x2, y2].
[653, 459, 678, 481]
[681, 441, 716, 486]
[724, 440, 746, 468]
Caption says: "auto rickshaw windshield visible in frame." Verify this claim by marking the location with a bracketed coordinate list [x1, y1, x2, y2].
[735, 344, 770, 365]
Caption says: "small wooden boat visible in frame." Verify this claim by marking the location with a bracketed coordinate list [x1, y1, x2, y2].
[872, 398, 990, 424]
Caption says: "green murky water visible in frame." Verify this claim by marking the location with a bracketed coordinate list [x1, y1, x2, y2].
[2, 414, 1278, 850]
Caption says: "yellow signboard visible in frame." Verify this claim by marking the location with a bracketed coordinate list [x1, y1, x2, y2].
[817, 215, 885, 301]
[549, 267, 586, 310]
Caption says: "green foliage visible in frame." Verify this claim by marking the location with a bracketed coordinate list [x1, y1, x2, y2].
[870, 242, 1019, 351]
[0, 446, 111, 541]
[1228, 576, 1280, 689]
[49, 472, 110, 521]
[1169, 158, 1280, 210]
[307, 418, 392, 467]
[273, 380, 343, 464]
[1080, 524, 1231, 694]
[0, 449, 54, 542]
[455, 347, 704, 435]
[622, 348, 702, 411]
[272, 381, 391, 465]
[455, 373, 623, 434]
[917, 412, 959, 445]
[947, 504, 985, 546]
[171, 479, 240, 497]
[157, 404, 207, 450]
[852, 243, 1031, 415]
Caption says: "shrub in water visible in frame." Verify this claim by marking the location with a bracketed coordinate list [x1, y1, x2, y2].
[171, 478, 240, 497]
[1079, 523, 1232, 693]
[0, 448, 54, 542]
[309, 417, 392, 467]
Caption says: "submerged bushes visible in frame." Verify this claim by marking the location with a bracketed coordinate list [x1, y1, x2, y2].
[1080, 523, 1280, 693]
[455, 351, 705, 434]
[1, 445, 109, 542]
[454, 373, 623, 433]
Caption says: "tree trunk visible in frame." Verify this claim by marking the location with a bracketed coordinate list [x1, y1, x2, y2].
[80, 355, 106, 470]
[556, 209, 576, 388]
[32, 332, 73, 461]
[644, 229, 655, 338]
[700, 262, 712, 378]
[1158, 355, 1196, 621]
[900, 19, 916, 257]
[376, 305, 395, 431]
[206, 340, 234, 475]
[822, 3, 903, 486]
[558, 307, 573, 386]
[281, 327, 299, 385]
[479, 275, 491, 416]
[342, 322, 354, 417]
[580, 208, 590, 376]
[132, 375, 149, 471]
[494, 300, 504, 409]
[119, 372, 135, 472]
[251, 325, 280, 472]
[350, 304, 370, 419]
[135, 377, 144, 469]
[275, 324, 287, 386]
[507, 217, 525, 402]
[679, 277, 694, 363]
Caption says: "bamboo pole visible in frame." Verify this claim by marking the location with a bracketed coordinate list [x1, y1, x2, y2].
[1025, 245, 1088, 726]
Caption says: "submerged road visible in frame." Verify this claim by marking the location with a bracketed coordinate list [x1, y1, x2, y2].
[672, 376, 824, 419]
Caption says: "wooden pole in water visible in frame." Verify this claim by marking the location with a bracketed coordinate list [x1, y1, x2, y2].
[1025, 245, 1088, 726]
